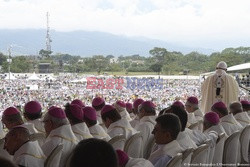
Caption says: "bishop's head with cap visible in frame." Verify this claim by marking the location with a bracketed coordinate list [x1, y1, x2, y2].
[23, 101, 42, 121]
[2, 107, 24, 130]
[43, 106, 69, 137]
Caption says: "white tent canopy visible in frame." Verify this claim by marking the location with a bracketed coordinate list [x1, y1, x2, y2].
[4, 73, 17, 80]
[28, 72, 40, 80]
[201, 62, 250, 76]
[227, 62, 250, 71]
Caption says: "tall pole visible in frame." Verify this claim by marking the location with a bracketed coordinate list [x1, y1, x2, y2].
[46, 12, 51, 52]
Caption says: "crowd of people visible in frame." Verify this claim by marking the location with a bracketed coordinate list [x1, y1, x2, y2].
[0, 61, 249, 167]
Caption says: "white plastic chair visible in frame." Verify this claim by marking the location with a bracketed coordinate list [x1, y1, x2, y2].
[222, 131, 240, 165]
[191, 144, 209, 164]
[212, 133, 226, 166]
[44, 144, 63, 167]
[181, 148, 193, 167]
[124, 132, 143, 158]
[166, 153, 182, 167]
[108, 134, 126, 150]
[143, 134, 155, 159]
[239, 125, 250, 163]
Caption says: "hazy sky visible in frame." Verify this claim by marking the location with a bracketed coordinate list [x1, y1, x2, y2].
[1, 0, 250, 50]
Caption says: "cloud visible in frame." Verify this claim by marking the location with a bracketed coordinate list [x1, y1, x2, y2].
[0, 0, 250, 50]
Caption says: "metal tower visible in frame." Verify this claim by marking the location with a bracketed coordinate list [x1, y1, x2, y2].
[46, 12, 52, 52]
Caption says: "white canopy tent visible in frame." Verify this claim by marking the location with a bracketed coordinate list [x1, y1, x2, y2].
[4, 73, 17, 80]
[201, 62, 250, 76]
[227, 62, 250, 71]
[27, 72, 40, 80]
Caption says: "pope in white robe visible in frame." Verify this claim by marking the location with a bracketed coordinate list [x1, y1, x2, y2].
[201, 61, 239, 113]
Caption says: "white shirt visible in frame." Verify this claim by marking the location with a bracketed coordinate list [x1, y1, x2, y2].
[234, 112, 250, 127]
[42, 124, 78, 167]
[14, 141, 45, 167]
[148, 140, 184, 167]
[126, 158, 154, 167]
[220, 114, 243, 136]
[28, 119, 45, 133]
[71, 122, 93, 141]
[135, 115, 157, 155]
[176, 130, 197, 149]
[89, 124, 111, 141]
[107, 119, 137, 139]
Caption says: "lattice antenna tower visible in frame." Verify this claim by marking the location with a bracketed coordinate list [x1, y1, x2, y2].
[46, 12, 52, 52]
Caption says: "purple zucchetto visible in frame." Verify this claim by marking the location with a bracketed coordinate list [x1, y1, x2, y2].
[172, 101, 185, 108]
[133, 98, 144, 110]
[186, 96, 199, 105]
[116, 150, 129, 166]
[3, 107, 20, 116]
[71, 99, 85, 108]
[211, 101, 227, 110]
[92, 97, 105, 107]
[126, 103, 133, 111]
[69, 104, 84, 121]
[24, 101, 42, 114]
[83, 106, 97, 121]
[48, 106, 66, 119]
[204, 112, 220, 125]
[101, 105, 116, 115]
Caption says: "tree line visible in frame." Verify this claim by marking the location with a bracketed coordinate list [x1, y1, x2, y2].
[0, 47, 249, 74]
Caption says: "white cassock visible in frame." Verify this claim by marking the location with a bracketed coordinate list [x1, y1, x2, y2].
[204, 124, 228, 138]
[176, 130, 197, 149]
[220, 114, 243, 136]
[96, 110, 107, 131]
[248, 111, 250, 117]
[130, 115, 140, 128]
[148, 140, 184, 167]
[71, 122, 93, 141]
[28, 119, 45, 133]
[107, 119, 137, 139]
[88, 124, 111, 141]
[0, 122, 5, 139]
[119, 110, 132, 121]
[135, 115, 157, 155]
[186, 128, 218, 147]
[194, 109, 204, 131]
[187, 113, 197, 128]
[42, 124, 78, 167]
[201, 70, 239, 113]
[233, 112, 250, 127]
[19, 123, 38, 134]
[14, 141, 45, 167]
[0, 139, 13, 161]
[126, 158, 154, 167]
